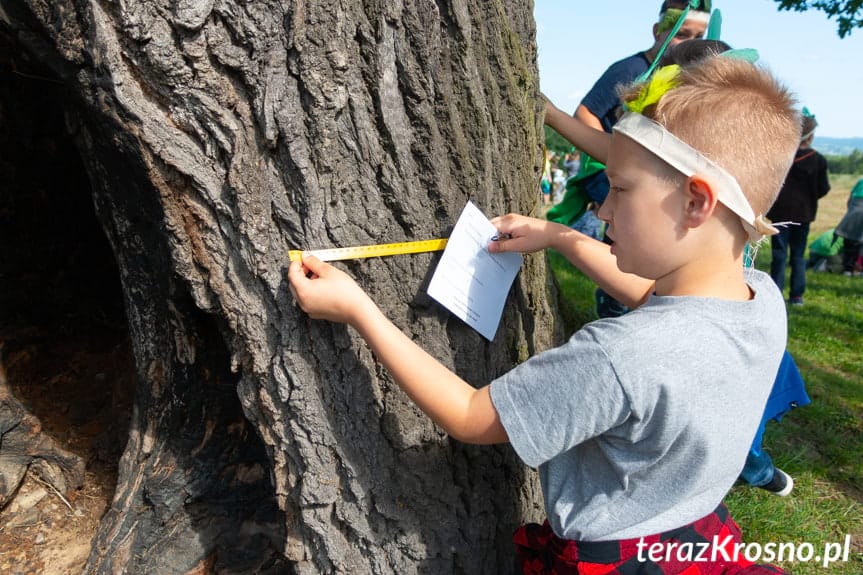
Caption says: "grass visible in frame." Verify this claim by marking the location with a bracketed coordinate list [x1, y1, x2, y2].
[546, 174, 863, 574]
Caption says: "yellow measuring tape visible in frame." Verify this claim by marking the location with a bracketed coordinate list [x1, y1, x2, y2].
[288, 238, 449, 262]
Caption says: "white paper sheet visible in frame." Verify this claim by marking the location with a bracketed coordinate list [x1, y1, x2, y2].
[427, 201, 523, 341]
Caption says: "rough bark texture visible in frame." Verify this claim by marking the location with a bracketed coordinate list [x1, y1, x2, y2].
[1, 0, 561, 573]
[0, 360, 86, 507]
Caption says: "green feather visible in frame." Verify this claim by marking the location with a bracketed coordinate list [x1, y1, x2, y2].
[707, 9, 722, 40]
[721, 48, 760, 63]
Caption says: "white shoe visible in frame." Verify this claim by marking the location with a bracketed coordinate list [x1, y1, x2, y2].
[761, 468, 794, 497]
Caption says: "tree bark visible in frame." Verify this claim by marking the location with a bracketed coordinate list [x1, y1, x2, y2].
[1, 0, 561, 572]
[0, 356, 86, 507]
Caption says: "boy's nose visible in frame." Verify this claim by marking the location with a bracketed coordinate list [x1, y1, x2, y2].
[597, 202, 612, 224]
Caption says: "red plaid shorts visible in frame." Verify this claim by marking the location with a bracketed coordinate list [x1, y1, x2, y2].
[514, 504, 786, 574]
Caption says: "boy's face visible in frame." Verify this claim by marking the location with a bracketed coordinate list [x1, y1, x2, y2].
[600, 133, 686, 279]
[653, 18, 707, 49]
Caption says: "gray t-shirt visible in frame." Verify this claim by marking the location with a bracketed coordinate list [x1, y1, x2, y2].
[490, 269, 785, 541]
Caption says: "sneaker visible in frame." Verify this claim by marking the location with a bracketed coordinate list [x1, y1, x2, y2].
[760, 468, 794, 496]
[843, 271, 854, 277]
[788, 297, 804, 306]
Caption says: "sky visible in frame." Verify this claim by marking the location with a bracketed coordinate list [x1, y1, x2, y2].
[534, 0, 863, 139]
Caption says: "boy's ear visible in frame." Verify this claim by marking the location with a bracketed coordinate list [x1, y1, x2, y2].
[682, 175, 719, 229]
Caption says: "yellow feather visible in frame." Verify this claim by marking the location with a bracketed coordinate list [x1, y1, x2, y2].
[625, 65, 682, 114]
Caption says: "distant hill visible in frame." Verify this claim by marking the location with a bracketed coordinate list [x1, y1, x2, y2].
[814, 137, 863, 156]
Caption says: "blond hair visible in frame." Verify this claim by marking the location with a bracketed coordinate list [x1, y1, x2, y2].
[622, 57, 800, 216]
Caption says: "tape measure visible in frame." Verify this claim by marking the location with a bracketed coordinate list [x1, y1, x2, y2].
[288, 238, 449, 262]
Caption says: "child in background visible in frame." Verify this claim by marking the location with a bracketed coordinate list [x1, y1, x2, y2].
[541, 150, 554, 205]
[738, 351, 809, 496]
[562, 151, 581, 179]
[551, 166, 567, 204]
[767, 109, 831, 305]
[835, 177, 863, 276]
[289, 56, 797, 573]
[807, 228, 844, 272]
[549, 0, 712, 320]
[570, 201, 604, 241]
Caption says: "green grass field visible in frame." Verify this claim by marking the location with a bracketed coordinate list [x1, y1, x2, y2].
[547, 174, 862, 573]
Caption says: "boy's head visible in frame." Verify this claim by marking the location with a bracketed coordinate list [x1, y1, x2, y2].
[657, 39, 731, 68]
[641, 57, 800, 217]
[601, 57, 799, 276]
[800, 110, 818, 145]
[659, 0, 711, 14]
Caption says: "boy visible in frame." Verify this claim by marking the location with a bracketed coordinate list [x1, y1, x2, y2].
[559, 1, 712, 319]
[574, 1, 711, 135]
[550, 38, 808, 501]
[289, 56, 798, 573]
[548, 1, 712, 226]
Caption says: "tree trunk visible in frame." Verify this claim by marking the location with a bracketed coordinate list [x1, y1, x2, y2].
[0, 357, 86, 507]
[1, 0, 561, 572]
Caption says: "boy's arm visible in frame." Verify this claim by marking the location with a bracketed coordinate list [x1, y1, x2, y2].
[574, 104, 604, 132]
[288, 255, 508, 445]
[543, 97, 611, 164]
[488, 215, 654, 308]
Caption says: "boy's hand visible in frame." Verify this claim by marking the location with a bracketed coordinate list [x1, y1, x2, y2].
[488, 214, 564, 254]
[542, 94, 559, 120]
[288, 254, 375, 324]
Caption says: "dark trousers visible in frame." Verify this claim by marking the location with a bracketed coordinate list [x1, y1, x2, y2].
[739, 449, 776, 487]
[842, 238, 861, 272]
[595, 287, 629, 319]
[770, 224, 810, 298]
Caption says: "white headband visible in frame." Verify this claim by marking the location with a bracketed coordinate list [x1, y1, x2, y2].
[658, 10, 711, 26]
[682, 11, 711, 25]
[613, 112, 777, 242]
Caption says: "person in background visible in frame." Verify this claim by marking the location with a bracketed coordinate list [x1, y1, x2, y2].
[806, 228, 844, 272]
[574, 1, 711, 136]
[551, 166, 567, 204]
[737, 351, 809, 496]
[834, 177, 863, 276]
[767, 109, 830, 305]
[562, 151, 581, 179]
[541, 149, 553, 206]
[553, 0, 711, 318]
[570, 201, 604, 241]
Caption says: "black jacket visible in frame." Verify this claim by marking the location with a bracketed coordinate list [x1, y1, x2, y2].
[767, 148, 830, 223]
